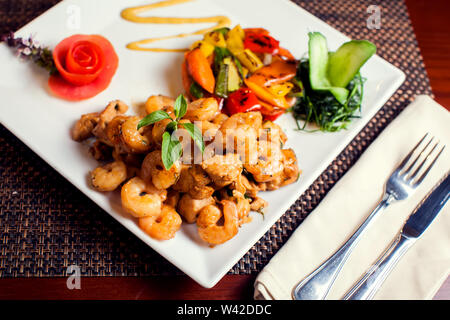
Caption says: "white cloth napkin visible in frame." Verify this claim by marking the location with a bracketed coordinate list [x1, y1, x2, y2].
[254, 95, 450, 300]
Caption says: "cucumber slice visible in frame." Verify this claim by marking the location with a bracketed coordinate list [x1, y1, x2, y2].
[327, 40, 376, 87]
[308, 32, 349, 104]
[308, 32, 329, 88]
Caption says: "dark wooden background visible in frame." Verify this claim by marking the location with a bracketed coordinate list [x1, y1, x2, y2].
[0, 0, 449, 300]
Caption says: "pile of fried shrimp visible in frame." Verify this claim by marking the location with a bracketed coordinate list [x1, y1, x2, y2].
[72, 95, 300, 245]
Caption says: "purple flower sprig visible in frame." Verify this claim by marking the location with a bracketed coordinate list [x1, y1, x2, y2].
[1, 32, 58, 75]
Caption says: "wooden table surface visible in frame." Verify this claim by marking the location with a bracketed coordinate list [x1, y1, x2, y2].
[1, 0, 449, 300]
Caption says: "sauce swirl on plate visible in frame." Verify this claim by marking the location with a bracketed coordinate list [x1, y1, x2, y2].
[121, 0, 231, 52]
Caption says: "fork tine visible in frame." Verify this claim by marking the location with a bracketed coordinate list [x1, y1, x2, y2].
[403, 136, 434, 175]
[408, 141, 439, 181]
[396, 133, 429, 172]
[413, 145, 445, 186]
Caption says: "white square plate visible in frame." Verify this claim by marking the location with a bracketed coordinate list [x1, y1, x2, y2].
[0, 0, 405, 287]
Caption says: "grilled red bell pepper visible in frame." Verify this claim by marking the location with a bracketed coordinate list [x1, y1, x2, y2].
[258, 99, 284, 121]
[244, 32, 280, 55]
[225, 87, 261, 115]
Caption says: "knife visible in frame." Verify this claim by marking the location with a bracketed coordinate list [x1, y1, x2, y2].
[343, 173, 450, 300]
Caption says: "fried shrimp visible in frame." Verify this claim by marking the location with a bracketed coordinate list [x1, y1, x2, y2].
[151, 118, 172, 146]
[244, 140, 284, 183]
[217, 112, 262, 162]
[144, 95, 175, 115]
[184, 97, 219, 121]
[141, 150, 181, 189]
[138, 204, 182, 240]
[90, 161, 127, 192]
[199, 120, 219, 143]
[177, 194, 215, 223]
[120, 116, 152, 153]
[105, 115, 129, 147]
[222, 190, 252, 226]
[72, 112, 99, 141]
[197, 200, 239, 245]
[211, 113, 228, 126]
[201, 153, 243, 188]
[74, 95, 300, 244]
[260, 120, 287, 147]
[266, 148, 300, 190]
[120, 176, 167, 218]
[92, 100, 129, 143]
[173, 165, 214, 199]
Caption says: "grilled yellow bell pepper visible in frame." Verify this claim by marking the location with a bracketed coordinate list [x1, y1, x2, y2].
[236, 49, 263, 73]
[267, 82, 294, 97]
[190, 40, 215, 57]
[244, 79, 289, 109]
[226, 25, 245, 55]
[203, 31, 227, 48]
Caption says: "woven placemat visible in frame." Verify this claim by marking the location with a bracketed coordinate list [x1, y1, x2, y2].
[0, 0, 432, 277]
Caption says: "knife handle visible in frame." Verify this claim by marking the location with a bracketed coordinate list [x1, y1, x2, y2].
[343, 234, 414, 300]
[292, 194, 394, 300]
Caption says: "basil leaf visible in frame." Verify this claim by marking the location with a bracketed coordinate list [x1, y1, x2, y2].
[137, 110, 171, 130]
[174, 94, 188, 120]
[161, 131, 182, 170]
[180, 122, 205, 153]
[165, 120, 178, 133]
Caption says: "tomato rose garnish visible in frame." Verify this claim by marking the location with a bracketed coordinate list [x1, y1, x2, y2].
[49, 34, 118, 101]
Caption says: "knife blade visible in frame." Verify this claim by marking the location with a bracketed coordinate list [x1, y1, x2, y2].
[402, 173, 450, 239]
[344, 173, 450, 300]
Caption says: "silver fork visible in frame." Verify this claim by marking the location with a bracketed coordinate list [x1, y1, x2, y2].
[292, 133, 445, 300]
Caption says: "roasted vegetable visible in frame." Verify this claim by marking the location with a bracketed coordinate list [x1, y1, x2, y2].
[244, 28, 270, 35]
[258, 100, 284, 121]
[186, 48, 215, 94]
[246, 59, 297, 87]
[189, 82, 204, 99]
[190, 40, 215, 58]
[181, 57, 193, 97]
[214, 62, 229, 98]
[223, 57, 241, 92]
[226, 25, 245, 55]
[225, 87, 261, 115]
[277, 47, 296, 61]
[204, 31, 227, 48]
[267, 82, 294, 97]
[235, 49, 263, 73]
[244, 32, 280, 54]
[244, 79, 289, 109]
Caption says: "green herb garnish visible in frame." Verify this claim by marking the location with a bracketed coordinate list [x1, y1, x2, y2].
[292, 60, 365, 132]
[1, 32, 58, 75]
[138, 94, 205, 170]
[291, 32, 374, 132]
